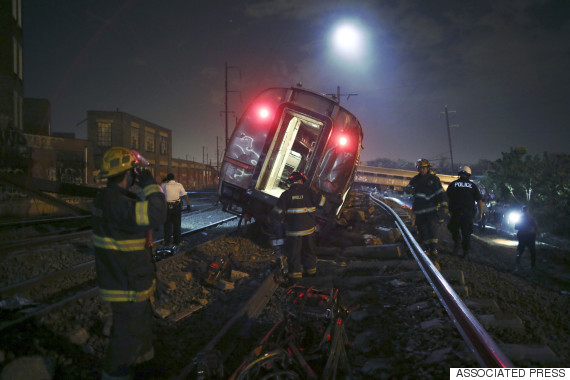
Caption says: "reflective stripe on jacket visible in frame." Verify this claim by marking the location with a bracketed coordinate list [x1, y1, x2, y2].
[406, 173, 448, 215]
[92, 182, 166, 303]
[272, 183, 325, 236]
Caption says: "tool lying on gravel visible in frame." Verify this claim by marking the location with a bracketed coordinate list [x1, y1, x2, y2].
[204, 252, 233, 286]
[154, 245, 179, 261]
[229, 285, 352, 379]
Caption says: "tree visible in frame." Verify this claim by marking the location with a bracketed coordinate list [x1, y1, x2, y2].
[482, 147, 570, 236]
[532, 153, 570, 235]
[483, 147, 541, 203]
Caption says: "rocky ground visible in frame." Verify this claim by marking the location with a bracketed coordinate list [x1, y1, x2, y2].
[0, 199, 568, 379]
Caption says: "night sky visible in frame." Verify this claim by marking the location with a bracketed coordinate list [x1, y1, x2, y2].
[22, 0, 570, 168]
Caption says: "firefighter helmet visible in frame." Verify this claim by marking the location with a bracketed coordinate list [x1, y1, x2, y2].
[99, 147, 146, 178]
[458, 165, 472, 177]
[288, 171, 307, 183]
[416, 158, 431, 169]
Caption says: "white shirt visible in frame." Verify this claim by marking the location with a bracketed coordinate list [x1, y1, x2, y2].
[161, 180, 187, 202]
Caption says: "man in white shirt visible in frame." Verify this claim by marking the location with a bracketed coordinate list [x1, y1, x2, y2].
[160, 173, 191, 246]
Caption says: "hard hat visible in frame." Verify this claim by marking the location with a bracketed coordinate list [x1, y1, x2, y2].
[416, 158, 431, 169]
[288, 171, 307, 183]
[99, 147, 147, 178]
[458, 165, 472, 176]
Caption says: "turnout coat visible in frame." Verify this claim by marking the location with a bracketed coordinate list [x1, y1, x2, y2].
[91, 182, 166, 303]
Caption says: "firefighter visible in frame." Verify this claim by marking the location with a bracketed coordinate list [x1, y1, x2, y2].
[92, 147, 166, 379]
[446, 165, 483, 257]
[271, 171, 326, 280]
[404, 158, 448, 256]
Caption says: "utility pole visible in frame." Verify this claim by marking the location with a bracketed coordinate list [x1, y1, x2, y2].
[223, 62, 241, 146]
[216, 136, 220, 172]
[441, 105, 459, 172]
[326, 86, 358, 105]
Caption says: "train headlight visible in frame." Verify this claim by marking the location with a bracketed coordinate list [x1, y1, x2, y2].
[339, 136, 348, 146]
[507, 210, 521, 225]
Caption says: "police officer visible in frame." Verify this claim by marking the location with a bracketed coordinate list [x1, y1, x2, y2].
[446, 165, 483, 257]
[404, 158, 448, 256]
[271, 171, 326, 280]
[161, 173, 191, 246]
[92, 147, 166, 379]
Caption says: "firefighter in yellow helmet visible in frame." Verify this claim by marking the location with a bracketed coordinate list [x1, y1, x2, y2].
[92, 147, 166, 379]
[404, 158, 448, 256]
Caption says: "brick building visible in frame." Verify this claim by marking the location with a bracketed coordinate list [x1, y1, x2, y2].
[87, 110, 216, 189]
[0, 0, 23, 131]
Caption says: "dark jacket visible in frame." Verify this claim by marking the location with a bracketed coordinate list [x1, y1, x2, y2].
[515, 212, 538, 237]
[92, 182, 166, 302]
[272, 183, 325, 236]
[446, 178, 482, 215]
[405, 173, 448, 215]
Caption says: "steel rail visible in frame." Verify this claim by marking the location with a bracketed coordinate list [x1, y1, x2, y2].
[0, 229, 93, 254]
[176, 267, 281, 379]
[0, 216, 239, 296]
[0, 214, 92, 229]
[370, 194, 514, 368]
[0, 215, 240, 332]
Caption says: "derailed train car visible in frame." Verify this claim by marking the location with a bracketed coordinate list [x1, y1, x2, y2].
[218, 86, 363, 230]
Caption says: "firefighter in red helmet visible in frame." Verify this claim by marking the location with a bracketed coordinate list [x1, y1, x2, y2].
[404, 158, 448, 256]
[271, 171, 326, 280]
[92, 147, 166, 379]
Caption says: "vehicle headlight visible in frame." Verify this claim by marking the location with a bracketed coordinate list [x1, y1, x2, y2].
[507, 211, 521, 225]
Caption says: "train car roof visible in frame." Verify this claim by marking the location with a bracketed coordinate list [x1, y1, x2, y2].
[262, 86, 362, 122]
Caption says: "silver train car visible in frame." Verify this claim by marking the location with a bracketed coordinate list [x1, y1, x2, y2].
[218, 86, 363, 229]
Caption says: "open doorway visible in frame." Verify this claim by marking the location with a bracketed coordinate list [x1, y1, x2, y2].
[257, 109, 324, 198]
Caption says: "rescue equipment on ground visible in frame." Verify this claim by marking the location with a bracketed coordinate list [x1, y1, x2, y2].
[204, 253, 233, 286]
[229, 286, 352, 379]
[154, 245, 179, 262]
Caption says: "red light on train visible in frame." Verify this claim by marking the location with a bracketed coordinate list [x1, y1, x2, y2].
[259, 108, 270, 119]
[338, 136, 348, 146]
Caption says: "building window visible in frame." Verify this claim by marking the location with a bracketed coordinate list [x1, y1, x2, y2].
[12, 38, 23, 80]
[145, 130, 155, 152]
[130, 123, 140, 150]
[159, 135, 167, 155]
[12, 0, 22, 27]
[97, 122, 112, 147]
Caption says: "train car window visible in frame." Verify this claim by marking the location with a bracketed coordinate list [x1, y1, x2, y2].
[316, 116, 362, 203]
[292, 91, 336, 117]
[224, 88, 288, 169]
[256, 109, 324, 198]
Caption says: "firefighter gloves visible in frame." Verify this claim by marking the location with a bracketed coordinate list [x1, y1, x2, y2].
[136, 168, 156, 187]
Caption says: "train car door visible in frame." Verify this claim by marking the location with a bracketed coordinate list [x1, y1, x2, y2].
[256, 108, 325, 198]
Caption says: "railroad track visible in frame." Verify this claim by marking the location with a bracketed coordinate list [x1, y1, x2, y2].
[0, 191, 567, 379]
[0, 191, 220, 253]
[0, 213, 239, 332]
